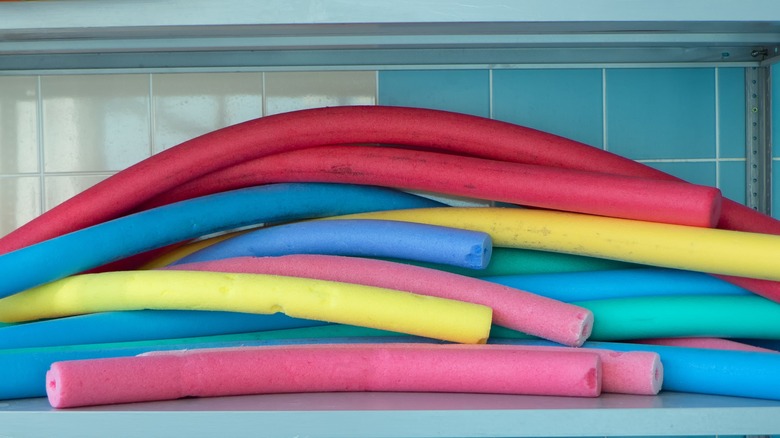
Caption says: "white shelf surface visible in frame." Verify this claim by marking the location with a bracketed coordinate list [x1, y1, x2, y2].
[3, 392, 780, 437]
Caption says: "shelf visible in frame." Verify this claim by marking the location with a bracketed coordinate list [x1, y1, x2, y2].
[1, 0, 779, 71]
[3, 392, 780, 437]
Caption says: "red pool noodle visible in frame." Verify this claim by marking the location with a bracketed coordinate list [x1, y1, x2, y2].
[0, 105, 727, 254]
[635, 337, 779, 353]
[1, 105, 778, 301]
[165, 255, 594, 347]
[141, 145, 720, 227]
[46, 344, 602, 408]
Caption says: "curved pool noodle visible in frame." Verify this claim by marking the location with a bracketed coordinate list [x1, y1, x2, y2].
[173, 220, 492, 270]
[483, 268, 751, 302]
[0, 104, 726, 256]
[142, 145, 720, 227]
[166, 254, 593, 346]
[0, 270, 492, 344]
[0, 183, 442, 299]
[46, 344, 602, 408]
[514, 339, 780, 401]
[634, 337, 778, 353]
[1, 105, 778, 301]
[335, 207, 780, 282]
[0, 310, 328, 350]
[487, 339, 662, 395]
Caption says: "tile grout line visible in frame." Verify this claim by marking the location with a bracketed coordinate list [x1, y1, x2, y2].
[715, 67, 721, 189]
[148, 73, 157, 154]
[374, 70, 380, 106]
[36, 75, 46, 214]
[602, 68, 608, 151]
[261, 71, 267, 116]
[488, 69, 494, 119]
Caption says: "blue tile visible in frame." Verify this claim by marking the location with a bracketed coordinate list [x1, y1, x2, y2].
[719, 160, 747, 205]
[492, 69, 603, 148]
[378, 70, 489, 117]
[718, 68, 745, 159]
[606, 68, 716, 160]
[641, 161, 716, 187]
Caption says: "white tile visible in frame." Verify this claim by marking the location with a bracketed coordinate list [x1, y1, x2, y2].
[41, 74, 151, 172]
[152, 72, 263, 152]
[44, 174, 111, 211]
[0, 176, 41, 238]
[264, 71, 376, 115]
[0, 76, 39, 174]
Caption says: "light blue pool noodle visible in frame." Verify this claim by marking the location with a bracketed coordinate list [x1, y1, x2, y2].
[495, 338, 780, 401]
[0, 183, 443, 299]
[173, 219, 492, 269]
[0, 310, 329, 350]
[482, 268, 751, 302]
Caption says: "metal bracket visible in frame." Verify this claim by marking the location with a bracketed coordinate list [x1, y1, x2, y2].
[746, 65, 772, 215]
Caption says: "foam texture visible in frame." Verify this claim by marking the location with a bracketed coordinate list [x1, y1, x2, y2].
[46, 344, 602, 408]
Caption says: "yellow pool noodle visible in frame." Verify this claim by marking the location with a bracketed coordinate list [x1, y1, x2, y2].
[332, 207, 780, 282]
[0, 270, 492, 344]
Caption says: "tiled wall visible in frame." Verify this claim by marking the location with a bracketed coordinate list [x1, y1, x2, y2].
[0, 67, 761, 237]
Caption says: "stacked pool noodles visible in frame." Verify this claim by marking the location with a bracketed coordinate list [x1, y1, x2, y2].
[0, 106, 780, 407]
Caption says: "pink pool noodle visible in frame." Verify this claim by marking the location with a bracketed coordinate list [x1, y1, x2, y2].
[165, 254, 594, 347]
[491, 344, 662, 395]
[635, 337, 779, 353]
[2, 105, 778, 301]
[141, 145, 720, 227]
[46, 344, 601, 408]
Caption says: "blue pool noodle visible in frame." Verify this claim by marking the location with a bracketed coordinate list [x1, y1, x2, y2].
[173, 219, 492, 269]
[0, 183, 442, 299]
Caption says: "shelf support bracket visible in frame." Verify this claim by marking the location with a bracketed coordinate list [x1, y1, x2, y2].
[746, 65, 772, 215]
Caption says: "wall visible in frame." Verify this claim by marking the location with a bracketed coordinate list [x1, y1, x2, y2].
[0, 68, 754, 237]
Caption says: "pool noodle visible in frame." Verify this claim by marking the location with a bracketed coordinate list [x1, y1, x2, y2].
[0, 183, 442, 299]
[633, 337, 778, 353]
[335, 207, 780, 282]
[173, 220, 492, 270]
[515, 339, 780, 401]
[0, 105, 729, 256]
[575, 295, 780, 340]
[486, 339, 662, 395]
[45, 344, 602, 408]
[166, 254, 592, 346]
[0, 310, 327, 350]
[0, 270, 492, 344]
[150, 237, 636, 274]
[142, 145, 720, 227]
[2, 105, 778, 300]
[3, 335, 413, 400]
[482, 268, 750, 302]
[3, 331, 658, 400]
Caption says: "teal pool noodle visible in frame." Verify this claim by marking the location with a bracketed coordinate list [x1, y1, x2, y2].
[0, 183, 442, 299]
[483, 268, 751, 302]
